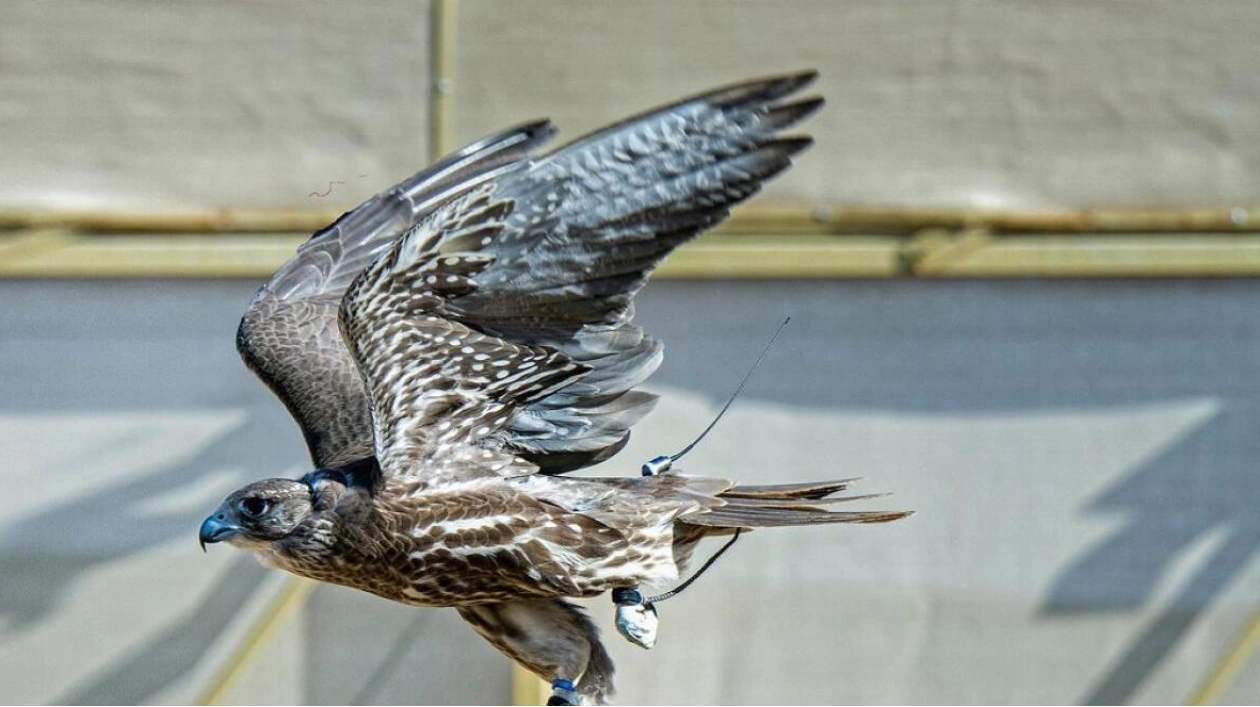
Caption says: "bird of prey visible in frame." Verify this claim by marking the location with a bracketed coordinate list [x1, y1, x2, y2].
[200, 70, 909, 705]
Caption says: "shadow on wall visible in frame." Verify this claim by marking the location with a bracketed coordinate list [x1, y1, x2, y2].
[54, 556, 266, 705]
[0, 415, 293, 704]
[1040, 404, 1260, 705]
[634, 279, 1260, 704]
[0, 416, 287, 630]
[300, 586, 511, 705]
[4, 278, 1260, 704]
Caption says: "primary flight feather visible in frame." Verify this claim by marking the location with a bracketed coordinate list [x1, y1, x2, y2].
[202, 70, 909, 705]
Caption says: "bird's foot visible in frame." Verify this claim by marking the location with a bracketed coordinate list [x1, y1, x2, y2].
[547, 678, 578, 706]
[612, 587, 658, 649]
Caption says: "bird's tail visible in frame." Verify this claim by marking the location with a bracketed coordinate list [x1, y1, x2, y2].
[680, 478, 912, 530]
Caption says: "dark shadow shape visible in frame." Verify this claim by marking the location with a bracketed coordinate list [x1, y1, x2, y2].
[6, 277, 1260, 704]
[1079, 524, 1260, 705]
[303, 586, 510, 705]
[0, 409, 300, 629]
[349, 613, 432, 705]
[53, 556, 267, 705]
[1040, 406, 1260, 704]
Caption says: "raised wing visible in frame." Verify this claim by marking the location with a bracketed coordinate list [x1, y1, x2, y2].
[339, 186, 592, 482]
[237, 121, 557, 468]
[339, 71, 822, 482]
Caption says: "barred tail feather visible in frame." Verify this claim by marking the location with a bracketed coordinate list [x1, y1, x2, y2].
[683, 506, 911, 529]
[720, 478, 863, 500]
[681, 478, 911, 529]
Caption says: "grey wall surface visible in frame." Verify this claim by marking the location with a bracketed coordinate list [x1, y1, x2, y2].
[1, 0, 432, 210]
[4, 1, 1260, 210]
[2, 278, 1258, 704]
[456, 1, 1260, 209]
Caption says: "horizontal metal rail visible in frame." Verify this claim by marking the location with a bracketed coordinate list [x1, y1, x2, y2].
[4, 205, 1260, 278]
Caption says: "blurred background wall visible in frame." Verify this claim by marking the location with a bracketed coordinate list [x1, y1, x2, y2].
[3, 1, 1260, 705]
[7, 0, 1260, 211]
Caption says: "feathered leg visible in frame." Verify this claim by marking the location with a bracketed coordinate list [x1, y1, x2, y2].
[457, 598, 615, 705]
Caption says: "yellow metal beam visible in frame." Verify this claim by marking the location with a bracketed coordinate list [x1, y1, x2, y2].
[941, 234, 1260, 277]
[661, 234, 899, 278]
[1186, 602, 1260, 705]
[813, 204, 1260, 233]
[0, 232, 899, 279]
[0, 207, 343, 234]
[511, 664, 549, 706]
[0, 228, 78, 261]
[5, 204, 1260, 235]
[196, 577, 315, 706]
[6, 205, 1260, 279]
[898, 226, 993, 276]
[6, 230, 1260, 279]
[430, 0, 459, 158]
[0, 233, 305, 278]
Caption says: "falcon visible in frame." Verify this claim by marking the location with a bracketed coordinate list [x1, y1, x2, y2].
[199, 70, 909, 705]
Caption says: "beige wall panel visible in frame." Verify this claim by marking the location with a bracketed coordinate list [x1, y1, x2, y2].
[3, 2, 1259, 212]
[0, 1, 431, 210]
[456, 0, 1260, 209]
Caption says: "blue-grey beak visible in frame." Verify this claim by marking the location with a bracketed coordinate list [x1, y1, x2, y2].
[199, 513, 240, 551]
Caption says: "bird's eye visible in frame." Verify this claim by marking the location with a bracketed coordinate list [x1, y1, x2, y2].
[240, 497, 271, 517]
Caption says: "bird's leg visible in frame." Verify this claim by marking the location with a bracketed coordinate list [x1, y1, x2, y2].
[547, 678, 579, 706]
[456, 598, 614, 705]
[611, 587, 658, 649]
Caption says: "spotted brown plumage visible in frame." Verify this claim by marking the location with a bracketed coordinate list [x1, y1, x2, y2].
[202, 70, 910, 705]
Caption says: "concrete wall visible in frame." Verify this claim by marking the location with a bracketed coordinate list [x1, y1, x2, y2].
[4, 1, 1260, 211]
[3, 279, 1259, 704]
[1, 1, 432, 210]
[3, 3, 1259, 705]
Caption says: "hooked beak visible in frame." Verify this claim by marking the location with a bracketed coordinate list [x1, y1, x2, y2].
[199, 513, 240, 551]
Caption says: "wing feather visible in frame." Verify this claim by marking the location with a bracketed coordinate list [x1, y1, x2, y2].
[451, 72, 823, 471]
[338, 189, 590, 483]
[247, 71, 822, 482]
[236, 122, 556, 468]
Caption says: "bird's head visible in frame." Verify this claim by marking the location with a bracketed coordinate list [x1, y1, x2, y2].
[199, 478, 314, 551]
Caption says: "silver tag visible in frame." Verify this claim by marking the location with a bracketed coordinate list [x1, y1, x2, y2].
[615, 601, 659, 649]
